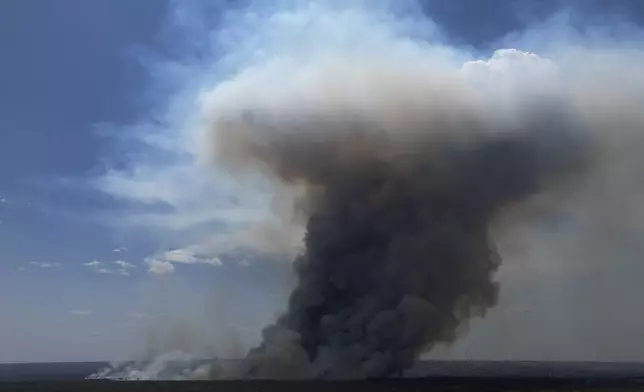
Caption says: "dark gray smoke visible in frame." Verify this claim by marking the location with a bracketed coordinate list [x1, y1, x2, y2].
[248, 120, 586, 379]
[202, 55, 592, 378]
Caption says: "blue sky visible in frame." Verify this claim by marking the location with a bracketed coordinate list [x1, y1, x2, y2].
[2, 0, 644, 363]
[0, 0, 283, 362]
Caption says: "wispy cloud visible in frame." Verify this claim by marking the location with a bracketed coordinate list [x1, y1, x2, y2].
[140, 247, 223, 274]
[70, 309, 93, 316]
[115, 260, 136, 276]
[145, 258, 175, 274]
[161, 248, 222, 267]
[83, 259, 134, 276]
[30, 262, 62, 268]
[83, 260, 101, 268]
[114, 260, 136, 269]
[83, 260, 112, 274]
[112, 247, 128, 253]
[0, 198, 8, 204]
[88, 0, 288, 268]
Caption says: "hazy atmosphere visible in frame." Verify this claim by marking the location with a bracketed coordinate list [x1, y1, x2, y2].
[2, 0, 644, 373]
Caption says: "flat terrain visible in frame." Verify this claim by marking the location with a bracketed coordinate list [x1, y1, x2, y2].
[4, 360, 644, 391]
[4, 359, 644, 380]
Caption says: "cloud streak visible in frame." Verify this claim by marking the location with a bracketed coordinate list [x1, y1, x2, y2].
[141, 247, 222, 274]
[160, 248, 222, 267]
[30, 262, 62, 269]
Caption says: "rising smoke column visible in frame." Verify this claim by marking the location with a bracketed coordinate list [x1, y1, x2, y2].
[200, 52, 591, 378]
[89, 0, 644, 381]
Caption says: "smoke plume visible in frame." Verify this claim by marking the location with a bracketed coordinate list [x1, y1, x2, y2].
[193, 42, 613, 377]
[93, 0, 644, 381]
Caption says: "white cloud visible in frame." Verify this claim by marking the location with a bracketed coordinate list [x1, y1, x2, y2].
[112, 247, 128, 253]
[70, 310, 93, 316]
[145, 258, 175, 274]
[0, 198, 8, 204]
[83, 260, 101, 268]
[30, 262, 61, 268]
[461, 49, 557, 77]
[114, 261, 135, 276]
[82, 260, 132, 276]
[142, 247, 224, 271]
[162, 248, 222, 266]
[114, 260, 136, 269]
[161, 248, 198, 264]
[460, 49, 562, 118]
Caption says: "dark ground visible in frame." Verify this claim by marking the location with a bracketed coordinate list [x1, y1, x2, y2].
[4, 360, 644, 391]
[5, 360, 644, 381]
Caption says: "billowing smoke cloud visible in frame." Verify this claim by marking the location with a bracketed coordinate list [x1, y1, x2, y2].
[198, 46, 597, 378]
[94, 0, 644, 381]
[183, 0, 644, 378]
